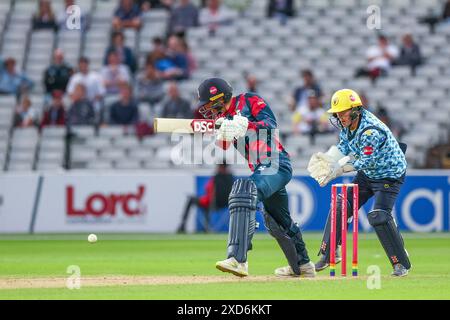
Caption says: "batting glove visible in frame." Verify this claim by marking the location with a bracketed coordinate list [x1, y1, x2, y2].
[215, 112, 248, 141]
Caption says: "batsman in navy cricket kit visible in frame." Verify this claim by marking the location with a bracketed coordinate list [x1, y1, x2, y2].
[197, 78, 315, 278]
[308, 89, 411, 277]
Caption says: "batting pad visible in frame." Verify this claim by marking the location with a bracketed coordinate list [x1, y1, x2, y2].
[226, 179, 258, 263]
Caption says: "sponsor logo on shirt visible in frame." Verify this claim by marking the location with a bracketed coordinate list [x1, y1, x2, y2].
[363, 146, 374, 155]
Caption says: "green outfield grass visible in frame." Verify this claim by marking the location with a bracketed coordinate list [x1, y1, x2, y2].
[0, 233, 449, 300]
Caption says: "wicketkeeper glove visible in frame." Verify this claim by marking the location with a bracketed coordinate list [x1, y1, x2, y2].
[308, 146, 355, 187]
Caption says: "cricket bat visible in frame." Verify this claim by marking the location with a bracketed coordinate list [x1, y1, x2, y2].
[154, 118, 219, 134]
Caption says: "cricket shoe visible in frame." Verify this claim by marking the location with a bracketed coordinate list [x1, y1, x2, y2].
[391, 263, 409, 277]
[274, 261, 316, 278]
[215, 257, 248, 277]
[314, 247, 342, 272]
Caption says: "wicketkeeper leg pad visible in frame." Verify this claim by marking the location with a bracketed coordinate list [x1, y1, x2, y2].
[226, 179, 258, 263]
[368, 209, 411, 269]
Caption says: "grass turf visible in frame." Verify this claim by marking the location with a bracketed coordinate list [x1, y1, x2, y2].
[0, 233, 449, 300]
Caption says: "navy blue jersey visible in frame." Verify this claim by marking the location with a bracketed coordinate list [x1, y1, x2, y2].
[220, 93, 289, 171]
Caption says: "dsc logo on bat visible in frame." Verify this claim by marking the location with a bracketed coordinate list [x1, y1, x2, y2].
[191, 119, 215, 133]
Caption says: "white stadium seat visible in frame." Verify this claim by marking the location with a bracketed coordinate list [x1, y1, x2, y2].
[0, 0, 447, 171]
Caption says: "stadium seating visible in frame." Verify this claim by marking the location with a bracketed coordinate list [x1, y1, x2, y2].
[0, 0, 448, 172]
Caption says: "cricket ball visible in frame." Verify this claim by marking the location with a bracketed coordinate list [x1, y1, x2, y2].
[88, 234, 97, 243]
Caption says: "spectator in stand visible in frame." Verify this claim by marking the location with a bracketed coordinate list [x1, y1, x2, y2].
[245, 74, 258, 92]
[32, 0, 58, 31]
[13, 96, 38, 128]
[289, 69, 322, 112]
[109, 84, 139, 125]
[425, 145, 450, 169]
[164, 34, 190, 80]
[358, 90, 375, 113]
[44, 49, 73, 95]
[153, 36, 165, 50]
[104, 31, 137, 74]
[67, 57, 105, 104]
[177, 163, 234, 233]
[0, 57, 34, 96]
[146, 37, 165, 64]
[180, 38, 198, 75]
[112, 0, 143, 31]
[445, 0, 450, 22]
[267, 0, 295, 25]
[137, 62, 165, 106]
[376, 106, 405, 139]
[199, 0, 236, 35]
[67, 83, 95, 126]
[418, 0, 450, 33]
[355, 34, 399, 82]
[137, 0, 173, 11]
[101, 51, 131, 95]
[292, 89, 330, 136]
[58, 0, 90, 31]
[150, 48, 173, 76]
[168, 0, 199, 35]
[146, 37, 173, 71]
[40, 90, 66, 128]
[394, 34, 423, 76]
[161, 82, 192, 118]
[136, 0, 153, 11]
[147, 35, 190, 80]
